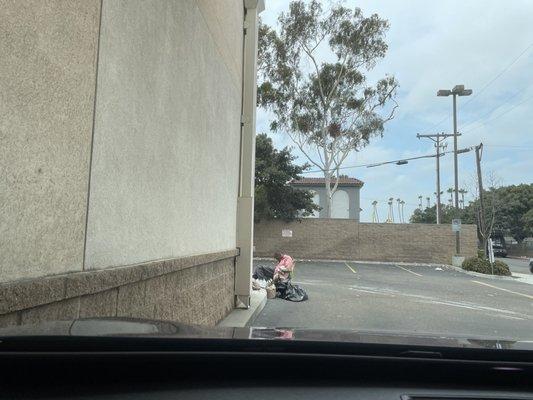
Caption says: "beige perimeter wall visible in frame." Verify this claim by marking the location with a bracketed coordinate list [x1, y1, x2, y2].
[254, 219, 478, 264]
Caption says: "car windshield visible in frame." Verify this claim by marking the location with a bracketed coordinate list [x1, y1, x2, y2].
[1, 0, 532, 345]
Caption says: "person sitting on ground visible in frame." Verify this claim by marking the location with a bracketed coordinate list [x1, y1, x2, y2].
[252, 251, 294, 282]
[272, 251, 294, 283]
[272, 252, 307, 302]
[252, 252, 306, 301]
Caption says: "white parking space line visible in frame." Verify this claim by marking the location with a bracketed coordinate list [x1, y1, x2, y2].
[344, 262, 357, 274]
[395, 264, 423, 277]
[472, 280, 533, 300]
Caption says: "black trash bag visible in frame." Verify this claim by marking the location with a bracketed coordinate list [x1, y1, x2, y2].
[253, 264, 275, 281]
[275, 280, 308, 302]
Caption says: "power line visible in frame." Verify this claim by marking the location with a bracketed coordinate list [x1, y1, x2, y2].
[483, 144, 533, 149]
[424, 42, 533, 131]
[300, 146, 471, 174]
[426, 114, 451, 132]
[462, 93, 533, 134]
[459, 86, 532, 131]
[460, 42, 533, 108]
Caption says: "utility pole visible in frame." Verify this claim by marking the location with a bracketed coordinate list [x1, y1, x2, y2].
[434, 191, 443, 210]
[475, 143, 486, 256]
[417, 132, 456, 224]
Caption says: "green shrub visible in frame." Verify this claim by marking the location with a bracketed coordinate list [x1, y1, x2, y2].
[462, 257, 490, 273]
[491, 260, 512, 276]
[461, 257, 511, 276]
[477, 249, 485, 259]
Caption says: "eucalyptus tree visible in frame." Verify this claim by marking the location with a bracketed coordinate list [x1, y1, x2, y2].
[258, 0, 398, 216]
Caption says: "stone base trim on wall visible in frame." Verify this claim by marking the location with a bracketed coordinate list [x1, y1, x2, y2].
[0, 250, 238, 328]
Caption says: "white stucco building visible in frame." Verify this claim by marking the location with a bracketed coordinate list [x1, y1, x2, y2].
[291, 177, 364, 220]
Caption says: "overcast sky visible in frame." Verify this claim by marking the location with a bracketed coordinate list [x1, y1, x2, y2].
[257, 0, 533, 222]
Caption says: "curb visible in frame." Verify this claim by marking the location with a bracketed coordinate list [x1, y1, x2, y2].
[444, 265, 533, 286]
[254, 257, 449, 269]
[506, 255, 532, 260]
[446, 264, 519, 281]
[217, 289, 267, 328]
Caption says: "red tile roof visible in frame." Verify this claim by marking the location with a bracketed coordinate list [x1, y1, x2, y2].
[291, 177, 364, 187]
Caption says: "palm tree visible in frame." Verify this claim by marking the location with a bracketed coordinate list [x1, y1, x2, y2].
[418, 195, 423, 209]
[447, 187, 454, 204]
[387, 197, 394, 223]
[426, 197, 430, 208]
[396, 198, 402, 223]
[458, 189, 467, 209]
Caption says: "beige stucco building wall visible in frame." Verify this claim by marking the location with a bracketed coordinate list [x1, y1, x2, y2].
[85, 0, 243, 269]
[0, 0, 256, 328]
[0, 0, 101, 282]
[1, 0, 244, 280]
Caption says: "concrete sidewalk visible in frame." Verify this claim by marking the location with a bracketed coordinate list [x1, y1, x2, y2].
[217, 289, 267, 327]
[513, 272, 533, 286]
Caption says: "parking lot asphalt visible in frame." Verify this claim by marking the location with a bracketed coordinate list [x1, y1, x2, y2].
[252, 260, 533, 340]
[501, 256, 532, 274]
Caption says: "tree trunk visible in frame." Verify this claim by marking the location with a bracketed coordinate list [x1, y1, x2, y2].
[324, 173, 332, 218]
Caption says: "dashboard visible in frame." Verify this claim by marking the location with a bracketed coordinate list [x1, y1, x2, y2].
[0, 336, 532, 399]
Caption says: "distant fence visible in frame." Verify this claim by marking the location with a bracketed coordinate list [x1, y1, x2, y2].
[254, 219, 478, 265]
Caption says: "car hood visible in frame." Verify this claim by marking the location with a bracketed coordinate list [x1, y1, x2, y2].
[1, 317, 532, 351]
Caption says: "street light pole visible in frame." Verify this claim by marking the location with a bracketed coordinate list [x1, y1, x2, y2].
[452, 93, 461, 256]
[453, 94, 459, 209]
[437, 85, 472, 257]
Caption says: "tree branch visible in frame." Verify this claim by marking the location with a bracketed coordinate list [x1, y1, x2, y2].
[299, 40, 326, 105]
[326, 53, 349, 103]
[287, 131, 325, 171]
